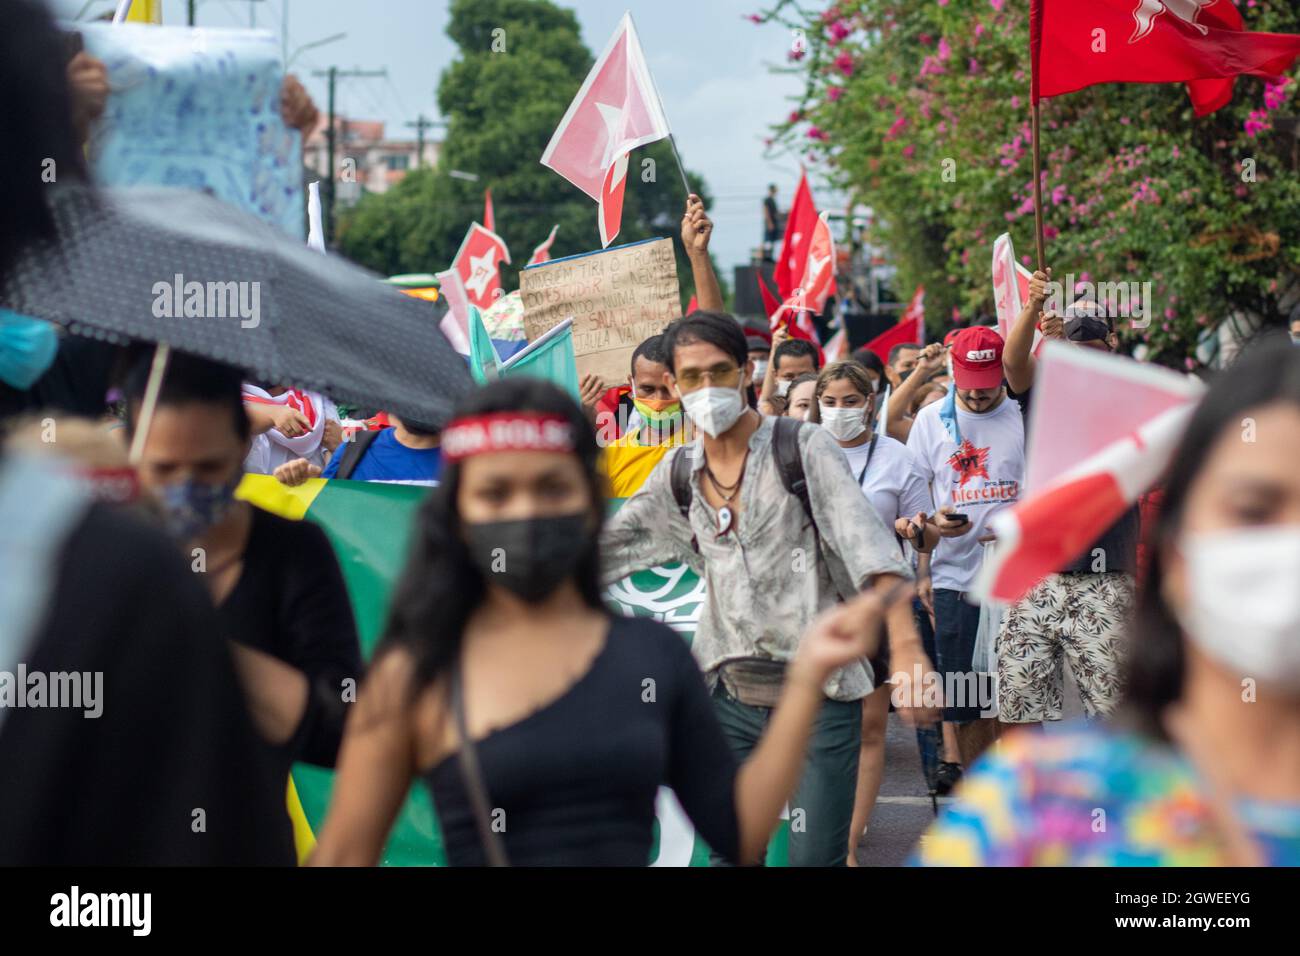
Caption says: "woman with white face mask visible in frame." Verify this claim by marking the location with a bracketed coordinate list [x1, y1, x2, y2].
[919, 339, 1300, 866]
[811, 361, 939, 863]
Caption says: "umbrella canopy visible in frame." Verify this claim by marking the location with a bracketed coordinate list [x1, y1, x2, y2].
[0, 185, 473, 427]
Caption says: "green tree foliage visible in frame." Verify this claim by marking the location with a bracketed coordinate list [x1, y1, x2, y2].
[756, 0, 1300, 365]
[338, 0, 718, 305]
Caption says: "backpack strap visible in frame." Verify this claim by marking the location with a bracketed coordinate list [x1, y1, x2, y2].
[334, 427, 381, 480]
[668, 447, 699, 553]
[771, 416, 816, 530]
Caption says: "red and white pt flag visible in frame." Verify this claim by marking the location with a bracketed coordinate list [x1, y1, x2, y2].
[527, 224, 560, 266]
[540, 12, 671, 243]
[435, 267, 472, 356]
[1031, 0, 1300, 116]
[450, 222, 511, 312]
[973, 342, 1205, 604]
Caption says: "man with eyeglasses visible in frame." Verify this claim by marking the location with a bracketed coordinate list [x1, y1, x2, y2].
[601, 311, 938, 866]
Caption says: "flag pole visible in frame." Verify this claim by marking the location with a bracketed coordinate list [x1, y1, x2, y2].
[128, 341, 171, 465]
[1031, 101, 1047, 271]
[667, 134, 692, 198]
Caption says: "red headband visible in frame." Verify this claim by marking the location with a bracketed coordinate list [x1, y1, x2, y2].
[81, 467, 140, 504]
[441, 412, 575, 462]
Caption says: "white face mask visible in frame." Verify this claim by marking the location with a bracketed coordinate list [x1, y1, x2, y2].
[680, 385, 745, 439]
[753, 359, 768, 384]
[776, 378, 793, 397]
[1175, 526, 1300, 691]
[819, 404, 869, 442]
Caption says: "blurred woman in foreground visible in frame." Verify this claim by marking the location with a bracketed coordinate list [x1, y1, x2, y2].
[918, 340, 1300, 865]
[311, 378, 910, 866]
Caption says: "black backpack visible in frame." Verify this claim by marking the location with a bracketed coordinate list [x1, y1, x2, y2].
[332, 428, 381, 480]
[668, 415, 818, 551]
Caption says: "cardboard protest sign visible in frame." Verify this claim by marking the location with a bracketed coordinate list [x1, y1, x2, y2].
[520, 238, 681, 383]
[81, 24, 303, 238]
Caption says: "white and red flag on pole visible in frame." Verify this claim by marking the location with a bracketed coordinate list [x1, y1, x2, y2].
[973, 341, 1204, 604]
[540, 12, 672, 246]
[483, 188, 495, 234]
[450, 222, 511, 312]
[527, 224, 560, 267]
[991, 233, 1041, 354]
[435, 267, 472, 356]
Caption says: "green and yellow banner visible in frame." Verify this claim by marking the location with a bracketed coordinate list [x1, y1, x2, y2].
[237, 444, 789, 866]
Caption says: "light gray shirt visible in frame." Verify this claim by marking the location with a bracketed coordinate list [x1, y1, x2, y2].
[601, 416, 914, 701]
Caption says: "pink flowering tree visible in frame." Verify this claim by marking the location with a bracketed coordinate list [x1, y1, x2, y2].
[751, 0, 1300, 364]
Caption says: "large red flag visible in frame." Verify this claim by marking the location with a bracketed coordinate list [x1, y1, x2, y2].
[450, 222, 511, 312]
[773, 170, 819, 300]
[541, 11, 671, 223]
[973, 342, 1204, 604]
[1031, 0, 1300, 116]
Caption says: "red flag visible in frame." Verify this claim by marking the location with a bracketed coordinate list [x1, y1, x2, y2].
[900, 285, 926, 343]
[540, 13, 671, 201]
[1031, 0, 1300, 116]
[773, 169, 819, 300]
[599, 152, 630, 247]
[974, 342, 1204, 603]
[450, 222, 511, 312]
[756, 272, 782, 321]
[483, 189, 495, 233]
[527, 224, 559, 266]
[861, 314, 921, 364]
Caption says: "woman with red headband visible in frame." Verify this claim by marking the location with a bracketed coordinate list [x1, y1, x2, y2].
[311, 377, 912, 866]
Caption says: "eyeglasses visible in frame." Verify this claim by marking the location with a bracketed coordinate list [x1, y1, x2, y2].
[675, 363, 742, 392]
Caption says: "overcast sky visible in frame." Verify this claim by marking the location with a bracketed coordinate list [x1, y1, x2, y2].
[53, 0, 841, 275]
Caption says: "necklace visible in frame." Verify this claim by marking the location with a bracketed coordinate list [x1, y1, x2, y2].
[703, 451, 748, 536]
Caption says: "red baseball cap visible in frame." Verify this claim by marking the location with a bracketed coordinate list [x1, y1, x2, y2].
[950, 326, 1005, 390]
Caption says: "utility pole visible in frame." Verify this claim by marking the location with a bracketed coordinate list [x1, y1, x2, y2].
[405, 115, 439, 169]
[311, 67, 387, 245]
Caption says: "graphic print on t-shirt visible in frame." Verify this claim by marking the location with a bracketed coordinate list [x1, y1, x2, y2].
[948, 439, 989, 487]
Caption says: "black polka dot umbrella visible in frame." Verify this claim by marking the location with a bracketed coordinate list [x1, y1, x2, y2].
[0, 184, 474, 429]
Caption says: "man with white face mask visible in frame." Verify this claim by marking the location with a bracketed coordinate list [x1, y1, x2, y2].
[602, 311, 938, 867]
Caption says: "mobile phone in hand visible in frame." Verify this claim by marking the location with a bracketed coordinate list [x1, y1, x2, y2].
[945, 513, 970, 525]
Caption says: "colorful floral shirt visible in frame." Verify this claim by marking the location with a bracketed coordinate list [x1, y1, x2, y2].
[914, 722, 1300, 866]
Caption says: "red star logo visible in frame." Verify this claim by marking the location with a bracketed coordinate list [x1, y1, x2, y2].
[948, 439, 990, 487]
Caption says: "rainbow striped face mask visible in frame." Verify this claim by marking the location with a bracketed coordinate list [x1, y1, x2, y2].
[631, 394, 682, 428]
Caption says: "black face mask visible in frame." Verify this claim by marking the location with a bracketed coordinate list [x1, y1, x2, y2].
[462, 512, 592, 603]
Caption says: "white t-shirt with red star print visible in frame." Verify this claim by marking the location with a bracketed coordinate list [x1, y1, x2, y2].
[907, 393, 1026, 592]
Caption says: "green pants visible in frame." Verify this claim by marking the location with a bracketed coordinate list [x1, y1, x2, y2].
[709, 684, 862, 867]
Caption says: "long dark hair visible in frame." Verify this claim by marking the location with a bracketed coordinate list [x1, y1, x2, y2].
[1125, 336, 1300, 739]
[0, 0, 89, 286]
[377, 378, 607, 695]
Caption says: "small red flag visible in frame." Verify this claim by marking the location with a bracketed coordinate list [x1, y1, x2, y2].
[450, 222, 511, 312]
[527, 224, 559, 266]
[1031, 0, 1300, 116]
[756, 272, 782, 321]
[483, 188, 495, 234]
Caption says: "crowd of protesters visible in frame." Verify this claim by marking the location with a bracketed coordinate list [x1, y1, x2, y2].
[1, 0, 1298, 869]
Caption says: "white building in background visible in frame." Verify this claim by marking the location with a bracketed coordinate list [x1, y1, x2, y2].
[303, 116, 441, 206]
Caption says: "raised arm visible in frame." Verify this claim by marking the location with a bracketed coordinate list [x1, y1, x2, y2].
[682, 193, 724, 312]
[884, 343, 945, 442]
[1004, 267, 1051, 395]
